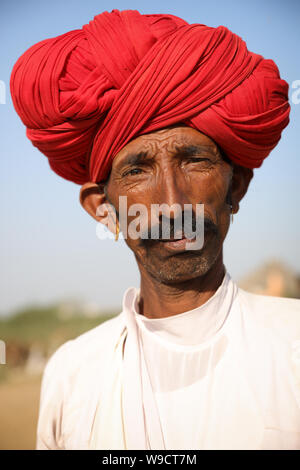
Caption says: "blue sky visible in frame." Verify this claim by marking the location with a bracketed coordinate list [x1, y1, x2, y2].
[0, 0, 299, 315]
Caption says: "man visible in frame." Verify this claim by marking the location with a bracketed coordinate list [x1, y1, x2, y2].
[10, 9, 300, 450]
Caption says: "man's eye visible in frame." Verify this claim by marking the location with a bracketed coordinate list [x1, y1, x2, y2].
[123, 168, 143, 177]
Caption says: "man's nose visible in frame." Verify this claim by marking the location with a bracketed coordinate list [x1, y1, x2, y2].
[156, 167, 190, 216]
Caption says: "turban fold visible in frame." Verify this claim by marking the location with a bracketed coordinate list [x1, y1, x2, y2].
[10, 9, 290, 184]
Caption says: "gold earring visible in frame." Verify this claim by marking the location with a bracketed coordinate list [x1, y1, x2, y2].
[115, 218, 120, 241]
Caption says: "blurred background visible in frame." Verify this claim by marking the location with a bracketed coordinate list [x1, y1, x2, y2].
[0, 0, 299, 450]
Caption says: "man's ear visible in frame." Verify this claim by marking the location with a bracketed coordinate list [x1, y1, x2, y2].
[79, 182, 108, 222]
[231, 165, 254, 214]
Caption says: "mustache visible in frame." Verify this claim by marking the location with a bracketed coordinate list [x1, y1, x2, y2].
[139, 212, 219, 244]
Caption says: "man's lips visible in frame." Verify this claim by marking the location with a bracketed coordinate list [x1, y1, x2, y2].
[157, 235, 197, 252]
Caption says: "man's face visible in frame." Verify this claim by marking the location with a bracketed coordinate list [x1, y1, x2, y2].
[104, 126, 233, 284]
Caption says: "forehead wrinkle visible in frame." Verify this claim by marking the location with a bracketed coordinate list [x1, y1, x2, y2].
[113, 128, 223, 170]
[134, 133, 216, 156]
[141, 131, 221, 156]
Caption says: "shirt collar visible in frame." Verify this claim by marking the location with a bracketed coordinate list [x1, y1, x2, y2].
[122, 268, 238, 346]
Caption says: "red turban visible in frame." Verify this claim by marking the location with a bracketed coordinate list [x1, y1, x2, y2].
[10, 9, 290, 185]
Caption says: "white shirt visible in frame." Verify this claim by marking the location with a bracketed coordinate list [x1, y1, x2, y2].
[36, 269, 300, 450]
[130, 270, 237, 450]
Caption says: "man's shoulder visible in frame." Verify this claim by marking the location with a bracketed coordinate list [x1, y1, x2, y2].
[238, 286, 300, 314]
[70, 312, 126, 348]
[237, 286, 300, 343]
[44, 312, 125, 376]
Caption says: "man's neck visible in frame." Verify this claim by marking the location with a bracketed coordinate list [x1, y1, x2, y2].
[137, 257, 226, 319]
